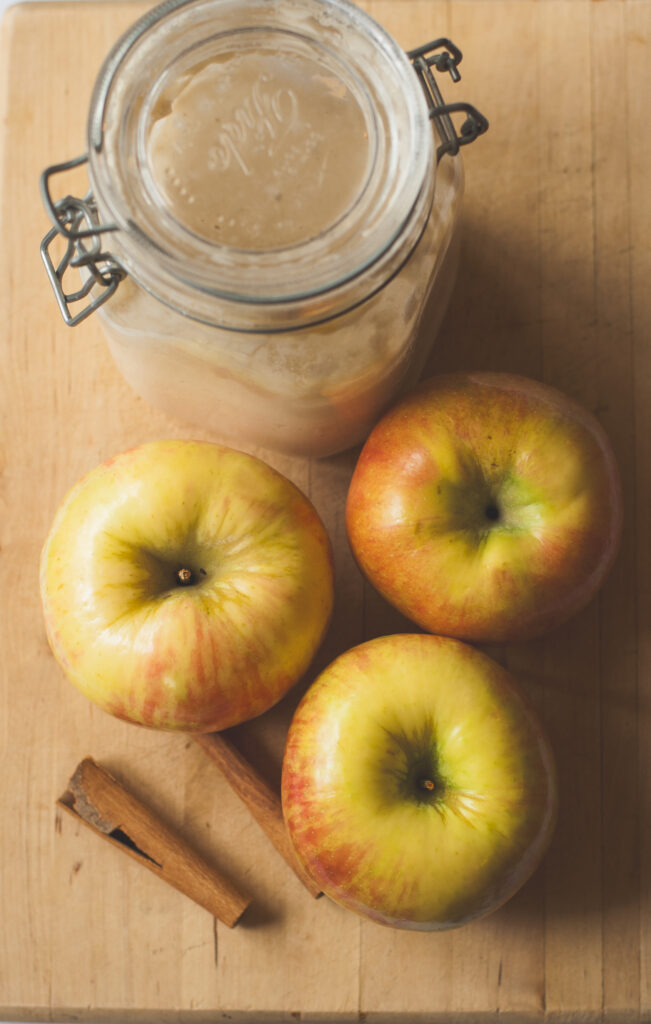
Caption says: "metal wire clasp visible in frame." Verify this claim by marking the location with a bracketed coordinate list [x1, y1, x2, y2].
[408, 39, 489, 160]
[39, 155, 125, 326]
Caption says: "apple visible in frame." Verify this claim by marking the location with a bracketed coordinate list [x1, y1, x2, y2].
[40, 439, 334, 731]
[282, 633, 557, 930]
[346, 372, 622, 643]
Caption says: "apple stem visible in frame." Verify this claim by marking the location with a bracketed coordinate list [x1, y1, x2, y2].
[419, 778, 436, 792]
[176, 568, 193, 585]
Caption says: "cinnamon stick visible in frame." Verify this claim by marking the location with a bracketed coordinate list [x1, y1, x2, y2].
[58, 757, 251, 927]
[194, 732, 321, 899]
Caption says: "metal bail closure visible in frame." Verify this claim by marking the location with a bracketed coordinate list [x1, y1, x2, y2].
[408, 38, 489, 161]
[40, 154, 125, 327]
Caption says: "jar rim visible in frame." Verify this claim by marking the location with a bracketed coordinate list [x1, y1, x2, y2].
[87, 0, 435, 328]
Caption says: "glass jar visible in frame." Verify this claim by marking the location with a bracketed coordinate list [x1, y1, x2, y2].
[40, 0, 487, 457]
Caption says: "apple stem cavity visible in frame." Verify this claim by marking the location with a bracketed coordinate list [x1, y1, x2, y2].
[484, 501, 501, 523]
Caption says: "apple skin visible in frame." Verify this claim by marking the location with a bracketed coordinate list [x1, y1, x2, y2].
[40, 440, 334, 732]
[282, 633, 557, 930]
[346, 372, 623, 643]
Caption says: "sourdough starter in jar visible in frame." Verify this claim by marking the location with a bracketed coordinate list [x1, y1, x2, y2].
[146, 50, 371, 250]
[88, 0, 464, 456]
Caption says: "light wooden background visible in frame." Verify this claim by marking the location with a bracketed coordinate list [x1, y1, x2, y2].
[1, 0, 650, 1020]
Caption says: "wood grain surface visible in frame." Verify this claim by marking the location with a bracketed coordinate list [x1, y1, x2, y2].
[1, 0, 650, 1019]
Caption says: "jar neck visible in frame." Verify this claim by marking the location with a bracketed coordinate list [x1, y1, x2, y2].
[87, 0, 435, 330]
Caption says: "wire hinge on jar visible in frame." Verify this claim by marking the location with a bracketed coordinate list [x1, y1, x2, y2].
[408, 39, 489, 160]
[40, 155, 126, 327]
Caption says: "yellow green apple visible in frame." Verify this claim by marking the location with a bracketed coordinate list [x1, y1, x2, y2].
[40, 439, 334, 731]
[282, 633, 557, 930]
[346, 372, 622, 643]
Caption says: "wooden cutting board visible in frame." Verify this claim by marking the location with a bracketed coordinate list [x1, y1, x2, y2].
[1, 0, 650, 1019]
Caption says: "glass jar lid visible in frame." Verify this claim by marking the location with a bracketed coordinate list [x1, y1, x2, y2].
[86, 0, 435, 326]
